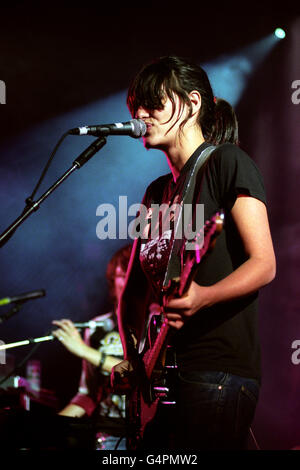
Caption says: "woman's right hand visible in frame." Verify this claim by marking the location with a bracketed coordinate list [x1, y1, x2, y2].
[52, 319, 87, 358]
[110, 359, 136, 394]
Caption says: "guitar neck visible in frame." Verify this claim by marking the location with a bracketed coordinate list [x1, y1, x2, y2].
[142, 211, 224, 381]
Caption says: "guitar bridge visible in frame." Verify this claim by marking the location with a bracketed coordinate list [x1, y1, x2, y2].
[153, 386, 169, 394]
[152, 386, 176, 405]
[152, 385, 169, 400]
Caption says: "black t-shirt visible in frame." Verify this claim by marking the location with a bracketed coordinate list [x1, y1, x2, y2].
[139, 142, 266, 381]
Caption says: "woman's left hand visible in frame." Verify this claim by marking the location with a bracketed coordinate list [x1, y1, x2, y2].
[164, 281, 212, 329]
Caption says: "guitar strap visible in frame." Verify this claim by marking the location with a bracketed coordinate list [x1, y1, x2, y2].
[162, 144, 216, 290]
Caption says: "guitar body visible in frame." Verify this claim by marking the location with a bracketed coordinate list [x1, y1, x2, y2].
[126, 315, 177, 450]
[126, 378, 159, 450]
[126, 212, 224, 450]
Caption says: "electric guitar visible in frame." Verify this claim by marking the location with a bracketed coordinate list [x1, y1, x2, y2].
[126, 211, 224, 450]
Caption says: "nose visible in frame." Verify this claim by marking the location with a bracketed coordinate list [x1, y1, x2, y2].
[136, 106, 150, 119]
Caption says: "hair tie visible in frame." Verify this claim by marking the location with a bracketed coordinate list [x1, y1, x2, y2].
[213, 96, 217, 104]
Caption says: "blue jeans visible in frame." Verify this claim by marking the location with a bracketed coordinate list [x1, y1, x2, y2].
[175, 370, 259, 450]
[142, 371, 259, 451]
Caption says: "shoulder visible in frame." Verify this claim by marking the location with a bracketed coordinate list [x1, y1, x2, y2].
[143, 173, 172, 204]
[146, 173, 172, 192]
[211, 143, 260, 171]
[208, 144, 264, 185]
[91, 312, 113, 322]
[206, 143, 266, 208]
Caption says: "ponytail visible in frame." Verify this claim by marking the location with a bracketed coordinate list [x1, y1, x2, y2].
[207, 98, 239, 146]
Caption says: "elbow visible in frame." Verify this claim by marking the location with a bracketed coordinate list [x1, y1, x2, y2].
[263, 256, 276, 285]
[266, 266, 276, 285]
[271, 258, 277, 282]
[250, 253, 276, 287]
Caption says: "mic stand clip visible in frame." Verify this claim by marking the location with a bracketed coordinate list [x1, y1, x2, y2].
[0, 302, 24, 324]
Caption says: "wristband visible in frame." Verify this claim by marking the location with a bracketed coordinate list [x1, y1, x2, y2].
[99, 352, 107, 371]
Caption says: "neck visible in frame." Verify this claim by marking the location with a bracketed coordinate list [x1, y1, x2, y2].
[164, 130, 205, 182]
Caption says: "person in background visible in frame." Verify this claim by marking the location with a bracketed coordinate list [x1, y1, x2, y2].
[52, 244, 132, 450]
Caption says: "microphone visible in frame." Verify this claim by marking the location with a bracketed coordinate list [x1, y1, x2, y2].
[0, 289, 46, 307]
[74, 318, 114, 332]
[68, 119, 146, 138]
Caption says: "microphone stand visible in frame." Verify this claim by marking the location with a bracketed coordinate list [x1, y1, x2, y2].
[0, 303, 23, 325]
[0, 136, 107, 248]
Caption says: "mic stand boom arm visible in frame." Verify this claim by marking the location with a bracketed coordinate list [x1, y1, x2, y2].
[0, 321, 106, 350]
[0, 136, 107, 247]
[0, 334, 55, 351]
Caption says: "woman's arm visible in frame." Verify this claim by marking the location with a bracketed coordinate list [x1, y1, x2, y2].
[52, 319, 121, 372]
[58, 403, 86, 418]
[117, 237, 152, 360]
[165, 196, 276, 328]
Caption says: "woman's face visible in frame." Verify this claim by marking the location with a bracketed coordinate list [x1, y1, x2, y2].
[135, 94, 188, 151]
[113, 264, 127, 303]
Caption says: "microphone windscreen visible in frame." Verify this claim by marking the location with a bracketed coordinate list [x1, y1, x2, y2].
[132, 119, 147, 138]
[102, 317, 115, 332]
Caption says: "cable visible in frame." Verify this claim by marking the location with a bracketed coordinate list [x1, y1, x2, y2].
[24, 130, 70, 208]
[114, 435, 125, 450]
[249, 426, 261, 450]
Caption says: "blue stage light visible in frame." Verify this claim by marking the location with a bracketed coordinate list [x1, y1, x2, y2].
[274, 28, 286, 39]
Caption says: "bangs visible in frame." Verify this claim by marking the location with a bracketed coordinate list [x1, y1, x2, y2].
[127, 74, 165, 117]
[127, 62, 180, 118]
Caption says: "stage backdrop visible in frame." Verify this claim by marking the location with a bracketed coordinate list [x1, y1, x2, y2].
[0, 9, 299, 450]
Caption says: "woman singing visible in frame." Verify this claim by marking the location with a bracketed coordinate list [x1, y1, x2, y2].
[112, 55, 276, 451]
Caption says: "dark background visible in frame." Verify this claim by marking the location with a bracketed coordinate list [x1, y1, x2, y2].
[0, 4, 299, 450]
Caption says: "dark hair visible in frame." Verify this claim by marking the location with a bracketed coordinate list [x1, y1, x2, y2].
[127, 55, 239, 146]
[106, 244, 132, 303]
